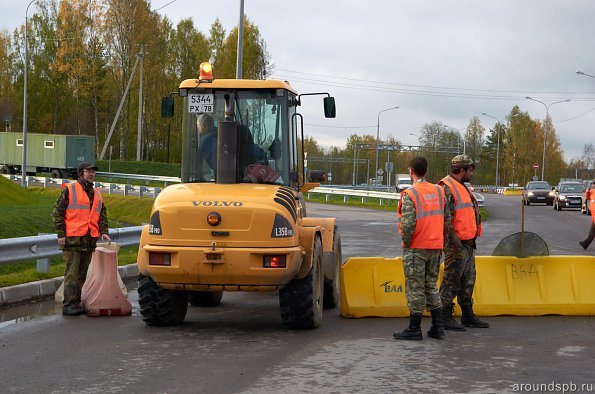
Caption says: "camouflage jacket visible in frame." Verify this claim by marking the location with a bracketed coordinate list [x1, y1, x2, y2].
[400, 178, 450, 250]
[441, 179, 481, 255]
[51, 180, 109, 251]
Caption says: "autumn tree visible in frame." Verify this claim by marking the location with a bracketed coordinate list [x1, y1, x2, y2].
[215, 16, 271, 79]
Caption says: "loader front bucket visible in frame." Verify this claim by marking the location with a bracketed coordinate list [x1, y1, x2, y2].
[340, 255, 595, 318]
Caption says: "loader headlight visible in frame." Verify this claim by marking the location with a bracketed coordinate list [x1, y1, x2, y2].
[207, 211, 221, 226]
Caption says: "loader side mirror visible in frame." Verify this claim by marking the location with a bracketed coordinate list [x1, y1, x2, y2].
[323, 97, 336, 118]
[161, 97, 174, 118]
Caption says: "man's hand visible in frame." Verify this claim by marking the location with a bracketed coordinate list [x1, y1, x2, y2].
[58, 237, 66, 247]
[101, 233, 111, 242]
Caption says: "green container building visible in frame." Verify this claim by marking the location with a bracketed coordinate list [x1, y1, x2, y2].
[0, 132, 95, 178]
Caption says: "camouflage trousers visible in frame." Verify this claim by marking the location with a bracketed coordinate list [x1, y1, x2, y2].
[63, 250, 93, 307]
[440, 242, 476, 308]
[402, 248, 442, 315]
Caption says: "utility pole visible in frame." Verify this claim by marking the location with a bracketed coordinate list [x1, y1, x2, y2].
[136, 47, 144, 161]
[236, 0, 244, 79]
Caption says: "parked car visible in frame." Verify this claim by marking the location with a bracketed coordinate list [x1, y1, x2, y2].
[553, 181, 585, 211]
[582, 180, 594, 215]
[522, 181, 554, 205]
[474, 192, 485, 207]
[462, 182, 484, 207]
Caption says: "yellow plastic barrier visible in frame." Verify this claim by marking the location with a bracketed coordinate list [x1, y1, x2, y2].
[503, 189, 523, 196]
[340, 255, 595, 318]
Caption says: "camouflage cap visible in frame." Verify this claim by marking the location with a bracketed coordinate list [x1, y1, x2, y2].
[77, 162, 98, 176]
[451, 154, 475, 168]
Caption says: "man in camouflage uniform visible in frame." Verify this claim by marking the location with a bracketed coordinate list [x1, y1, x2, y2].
[393, 156, 448, 340]
[438, 155, 489, 330]
[52, 162, 110, 316]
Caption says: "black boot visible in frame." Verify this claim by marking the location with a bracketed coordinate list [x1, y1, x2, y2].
[62, 304, 86, 316]
[427, 308, 445, 339]
[461, 305, 490, 328]
[442, 305, 466, 331]
[393, 314, 423, 340]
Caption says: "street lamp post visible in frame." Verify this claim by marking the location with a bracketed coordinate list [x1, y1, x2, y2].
[576, 71, 595, 79]
[21, 0, 37, 188]
[481, 113, 503, 187]
[375, 106, 399, 186]
[525, 97, 570, 181]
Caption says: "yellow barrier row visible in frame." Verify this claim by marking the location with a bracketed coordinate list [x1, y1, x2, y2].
[503, 189, 523, 196]
[340, 255, 595, 318]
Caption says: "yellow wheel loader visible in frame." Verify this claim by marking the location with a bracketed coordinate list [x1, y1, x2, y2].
[136, 63, 341, 328]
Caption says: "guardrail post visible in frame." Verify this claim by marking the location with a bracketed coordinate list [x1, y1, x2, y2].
[109, 183, 116, 194]
[139, 186, 145, 198]
[379, 198, 384, 206]
[362, 197, 366, 203]
[43, 177, 49, 188]
[307, 192, 311, 200]
[344, 195, 348, 203]
[36, 233, 51, 273]
[153, 187, 161, 198]
[325, 194, 330, 202]
[124, 184, 130, 196]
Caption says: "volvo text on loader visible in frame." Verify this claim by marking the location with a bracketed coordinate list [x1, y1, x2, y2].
[136, 63, 342, 329]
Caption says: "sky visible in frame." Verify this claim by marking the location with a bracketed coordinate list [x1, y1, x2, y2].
[2, 0, 595, 164]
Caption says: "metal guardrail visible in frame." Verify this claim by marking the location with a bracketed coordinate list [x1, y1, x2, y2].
[0, 226, 143, 265]
[96, 171, 181, 184]
[2, 174, 164, 198]
[308, 187, 400, 205]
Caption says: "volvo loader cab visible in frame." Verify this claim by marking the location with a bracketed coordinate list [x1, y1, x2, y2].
[137, 62, 341, 329]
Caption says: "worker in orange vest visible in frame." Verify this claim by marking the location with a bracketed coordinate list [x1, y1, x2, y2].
[393, 156, 447, 340]
[52, 162, 110, 316]
[579, 179, 595, 249]
[438, 155, 489, 330]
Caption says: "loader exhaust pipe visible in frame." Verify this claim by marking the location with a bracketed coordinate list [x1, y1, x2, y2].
[217, 94, 238, 184]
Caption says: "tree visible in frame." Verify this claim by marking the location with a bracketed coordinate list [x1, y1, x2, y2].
[214, 16, 271, 79]
[581, 143, 595, 179]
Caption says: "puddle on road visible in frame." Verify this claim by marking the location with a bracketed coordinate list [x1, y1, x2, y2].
[0, 282, 139, 329]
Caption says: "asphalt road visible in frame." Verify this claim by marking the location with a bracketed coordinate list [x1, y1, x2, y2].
[0, 194, 593, 393]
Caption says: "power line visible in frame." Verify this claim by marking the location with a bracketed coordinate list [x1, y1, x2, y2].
[276, 68, 595, 96]
[304, 123, 376, 129]
[275, 73, 595, 102]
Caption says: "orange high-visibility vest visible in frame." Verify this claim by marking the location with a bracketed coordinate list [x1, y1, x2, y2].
[65, 182, 103, 237]
[398, 181, 445, 249]
[439, 175, 482, 241]
[590, 193, 595, 223]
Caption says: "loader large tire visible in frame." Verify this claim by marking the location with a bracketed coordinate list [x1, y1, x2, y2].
[279, 235, 324, 329]
[138, 274, 188, 326]
[323, 226, 341, 309]
[189, 291, 223, 307]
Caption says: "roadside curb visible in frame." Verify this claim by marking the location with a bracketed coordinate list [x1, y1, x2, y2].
[0, 263, 139, 308]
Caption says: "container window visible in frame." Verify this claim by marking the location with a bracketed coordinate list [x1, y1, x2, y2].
[44, 140, 55, 149]
[16, 139, 23, 146]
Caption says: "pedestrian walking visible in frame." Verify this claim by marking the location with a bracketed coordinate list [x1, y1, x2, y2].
[438, 155, 489, 330]
[393, 156, 447, 340]
[52, 162, 110, 316]
[579, 180, 595, 250]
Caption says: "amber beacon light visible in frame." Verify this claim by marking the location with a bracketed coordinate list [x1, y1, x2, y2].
[199, 62, 213, 82]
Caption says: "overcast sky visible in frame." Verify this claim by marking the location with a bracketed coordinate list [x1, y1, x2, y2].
[2, 0, 594, 163]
